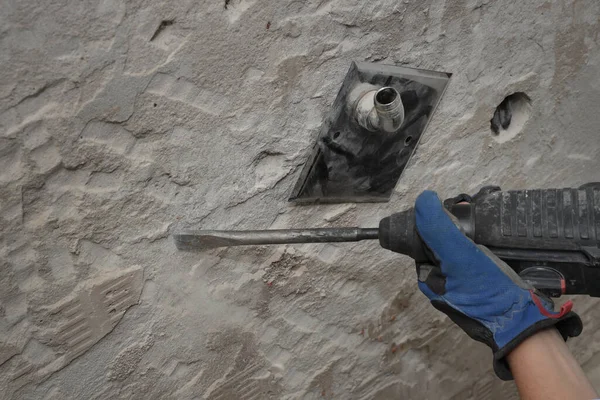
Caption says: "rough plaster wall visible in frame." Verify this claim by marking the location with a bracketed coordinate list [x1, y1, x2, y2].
[1, 0, 599, 398]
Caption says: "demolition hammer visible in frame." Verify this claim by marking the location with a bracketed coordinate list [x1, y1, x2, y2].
[174, 185, 600, 298]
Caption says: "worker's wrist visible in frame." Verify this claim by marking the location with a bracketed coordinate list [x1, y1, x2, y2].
[495, 312, 582, 380]
[506, 327, 561, 366]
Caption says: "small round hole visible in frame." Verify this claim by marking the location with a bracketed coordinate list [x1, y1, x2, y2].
[375, 88, 397, 105]
[153, 103, 157, 107]
[490, 92, 531, 143]
[404, 135, 413, 146]
[333, 131, 340, 139]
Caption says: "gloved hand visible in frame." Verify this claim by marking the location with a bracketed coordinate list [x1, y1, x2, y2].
[414, 190, 583, 380]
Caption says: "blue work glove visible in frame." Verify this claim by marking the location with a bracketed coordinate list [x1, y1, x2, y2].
[414, 191, 583, 380]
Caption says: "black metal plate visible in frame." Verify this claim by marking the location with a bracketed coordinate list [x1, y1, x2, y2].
[289, 62, 451, 203]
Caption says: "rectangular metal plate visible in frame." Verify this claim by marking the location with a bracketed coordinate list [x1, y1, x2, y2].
[289, 62, 451, 204]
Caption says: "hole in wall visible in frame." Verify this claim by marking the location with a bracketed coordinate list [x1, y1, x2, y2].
[490, 92, 531, 143]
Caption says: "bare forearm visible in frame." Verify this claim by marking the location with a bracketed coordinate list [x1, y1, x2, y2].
[507, 328, 597, 400]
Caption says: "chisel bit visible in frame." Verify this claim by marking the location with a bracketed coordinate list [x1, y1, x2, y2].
[173, 228, 380, 251]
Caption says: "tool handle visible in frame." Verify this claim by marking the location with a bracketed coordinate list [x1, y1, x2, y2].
[379, 184, 600, 297]
[461, 185, 600, 253]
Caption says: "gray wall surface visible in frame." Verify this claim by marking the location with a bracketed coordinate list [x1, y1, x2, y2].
[1, 0, 600, 398]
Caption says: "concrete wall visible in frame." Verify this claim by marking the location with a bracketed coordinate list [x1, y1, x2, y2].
[1, 0, 599, 398]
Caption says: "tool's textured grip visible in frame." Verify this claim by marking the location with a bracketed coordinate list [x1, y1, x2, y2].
[472, 186, 600, 252]
[379, 184, 600, 268]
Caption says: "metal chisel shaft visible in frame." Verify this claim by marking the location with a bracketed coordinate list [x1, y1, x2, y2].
[174, 228, 380, 251]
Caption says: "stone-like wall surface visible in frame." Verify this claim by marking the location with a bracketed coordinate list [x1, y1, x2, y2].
[1, 0, 599, 398]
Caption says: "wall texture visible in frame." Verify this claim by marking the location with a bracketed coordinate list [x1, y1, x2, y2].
[1, 0, 600, 398]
